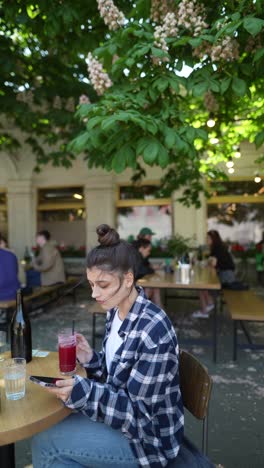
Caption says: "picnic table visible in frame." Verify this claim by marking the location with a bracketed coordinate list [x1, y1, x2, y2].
[0, 351, 85, 468]
[89, 266, 221, 362]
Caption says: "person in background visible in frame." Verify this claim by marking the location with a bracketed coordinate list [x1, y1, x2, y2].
[135, 238, 163, 308]
[0, 233, 20, 301]
[137, 227, 155, 242]
[256, 232, 264, 287]
[30, 230, 65, 286]
[193, 230, 235, 318]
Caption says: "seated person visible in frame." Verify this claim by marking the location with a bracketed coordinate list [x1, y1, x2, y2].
[193, 229, 235, 318]
[0, 233, 20, 301]
[28, 230, 65, 287]
[32, 224, 214, 468]
[137, 226, 155, 242]
[135, 238, 163, 308]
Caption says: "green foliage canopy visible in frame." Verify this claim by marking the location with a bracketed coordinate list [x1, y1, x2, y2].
[0, 1, 264, 206]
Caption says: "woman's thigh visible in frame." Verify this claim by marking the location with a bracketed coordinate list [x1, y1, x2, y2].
[32, 413, 138, 468]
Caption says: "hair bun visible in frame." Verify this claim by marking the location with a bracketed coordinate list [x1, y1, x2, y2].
[96, 224, 120, 247]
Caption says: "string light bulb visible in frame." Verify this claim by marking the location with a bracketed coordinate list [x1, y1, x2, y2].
[233, 146, 241, 158]
[73, 193, 83, 200]
[207, 113, 216, 128]
[228, 167, 235, 174]
[254, 174, 261, 183]
[210, 137, 219, 145]
[226, 157, 234, 168]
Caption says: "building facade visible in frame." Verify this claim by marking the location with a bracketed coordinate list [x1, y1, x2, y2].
[0, 140, 263, 259]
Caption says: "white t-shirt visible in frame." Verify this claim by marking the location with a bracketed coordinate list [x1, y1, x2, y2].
[105, 310, 123, 372]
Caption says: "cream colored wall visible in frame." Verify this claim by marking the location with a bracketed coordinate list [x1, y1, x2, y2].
[0, 141, 262, 257]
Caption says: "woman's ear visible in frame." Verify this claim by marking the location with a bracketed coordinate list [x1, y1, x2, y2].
[124, 271, 134, 289]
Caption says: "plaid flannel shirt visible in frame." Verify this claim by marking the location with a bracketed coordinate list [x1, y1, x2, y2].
[66, 287, 184, 467]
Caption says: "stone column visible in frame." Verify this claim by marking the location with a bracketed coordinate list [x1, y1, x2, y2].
[172, 190, 207, 245]
[84, 175, 115, 249]
[7, 180, 37, 259]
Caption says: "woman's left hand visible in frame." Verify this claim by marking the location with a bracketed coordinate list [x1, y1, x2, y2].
[46, 378, 75, 402]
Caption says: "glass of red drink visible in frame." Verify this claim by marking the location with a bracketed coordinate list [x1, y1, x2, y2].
[58, 329, 76, 375]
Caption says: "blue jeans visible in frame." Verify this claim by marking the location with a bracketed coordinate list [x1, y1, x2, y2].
[32, 413, 214, 468]
[32, 413, 138, 468]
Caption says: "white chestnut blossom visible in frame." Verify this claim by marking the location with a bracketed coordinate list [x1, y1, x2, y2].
[65, 97, 75, 112]
[86, 52, 113, 96]
[150, 0, 175, 23]
[97, 0, 125, 31]
[177, 0, 208, 37]
[79, 94, 91, 105]
[210, 37, 239, 62]
[53, 95, 62, 110]
[154, 12, 178, 52]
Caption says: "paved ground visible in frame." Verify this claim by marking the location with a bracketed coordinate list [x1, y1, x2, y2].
[12, 284, 264, 468]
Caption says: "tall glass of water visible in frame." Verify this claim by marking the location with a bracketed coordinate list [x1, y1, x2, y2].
[4, 358, 26, 400]
[0, 330, 6, 362]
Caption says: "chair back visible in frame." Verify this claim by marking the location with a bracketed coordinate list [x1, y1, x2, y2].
[179, 349, 212, 420]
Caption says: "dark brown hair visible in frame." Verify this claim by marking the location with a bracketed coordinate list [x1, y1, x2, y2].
[37, 230, 51, 241]
[86, 224, 140, 282]
[134, 238, 152, 250]
[207, 230, 223, 250]
[0, 233, 7, 245]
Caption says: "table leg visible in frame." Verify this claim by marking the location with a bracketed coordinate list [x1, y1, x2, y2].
[213, 294, 219, 363]
[239, 320, 253, 345]
[92, 313, 96, 349]
[233, 320, 237, 361]
[0, 443, 15, 468]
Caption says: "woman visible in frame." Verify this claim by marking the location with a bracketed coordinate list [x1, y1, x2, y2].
[193, 229, 235, 318]
[32, 225, 212, 467]
[134, 238, 163, 308]
[0, 233, 20, 301]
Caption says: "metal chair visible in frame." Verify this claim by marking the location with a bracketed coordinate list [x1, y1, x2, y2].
[179, 349, 213, 455]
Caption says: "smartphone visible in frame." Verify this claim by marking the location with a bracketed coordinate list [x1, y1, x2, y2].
[29, 375, 64, 388]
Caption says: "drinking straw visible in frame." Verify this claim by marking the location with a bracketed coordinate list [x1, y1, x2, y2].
[72, 320, 75, 335]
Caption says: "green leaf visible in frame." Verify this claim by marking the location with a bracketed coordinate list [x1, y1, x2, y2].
[126, 58, 135, 67]
[174, 134, 186, 152]
[68, 132, 90, 153]
[209, 80, 220, 93]
[243, 17, 264, 36]
[143, 140, 159, 164]
[164, 128, 176, 149]
[87, 116, 103, 130]
[255, 131, 264, 148]
[195, 129, 208, 141]
[112, 149, 127, 173]
[232, 77, 247, 96]
[137, 137, 149, 155]
[253, 47, 264, 62]
[101, 116, 119, 131]
[153, 78, 169, 92]
[193, 82, 208, 97]
[151, 47, 168, 58]
[133, 45, 151, 58]
[220, 77, 231, 94]
[185, 127, 195, 143]
[158, 146, 169, 168]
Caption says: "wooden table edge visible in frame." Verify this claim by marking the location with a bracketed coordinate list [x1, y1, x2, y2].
[0, 406, 72, 446]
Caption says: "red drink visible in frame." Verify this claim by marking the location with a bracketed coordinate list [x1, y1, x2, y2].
[58, 330, 76, 375]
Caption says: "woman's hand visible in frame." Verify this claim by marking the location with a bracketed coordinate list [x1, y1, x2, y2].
[76, 333, 93, 364]
[46, 378, 75, 403]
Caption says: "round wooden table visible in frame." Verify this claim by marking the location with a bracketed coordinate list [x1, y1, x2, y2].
[0, 352, 84, 467]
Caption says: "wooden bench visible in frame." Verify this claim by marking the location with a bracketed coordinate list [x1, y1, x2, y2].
[223, 289, 264, 360]
[0, 276, 82, 339]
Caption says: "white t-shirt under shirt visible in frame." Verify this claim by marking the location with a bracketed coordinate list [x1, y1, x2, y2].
[105, 309, 123, 372]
